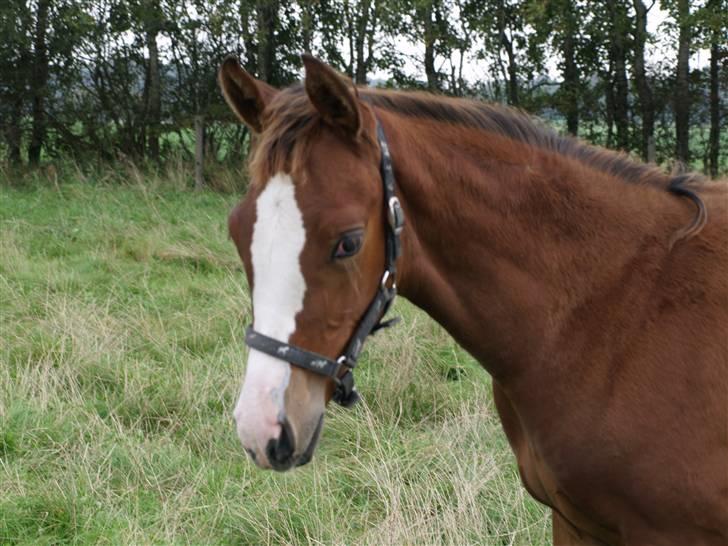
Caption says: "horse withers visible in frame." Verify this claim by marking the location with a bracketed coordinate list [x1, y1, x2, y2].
[220, 55, 728, 545]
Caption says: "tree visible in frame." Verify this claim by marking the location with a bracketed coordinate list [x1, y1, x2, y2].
[632, 0, 656, 162]
[528, 0, 582, 135]
[420, 0, 438, 90]
[342, 0, 380, 84]
[605, 0, 631, 151]
[256, 0, 279, 83]
[699, 0, 727, 177]
[141, 0, 163, 160]
[28, 0, 51, 165]
[673, 0, 691, 163]
[466, 0, 530, 105]
[0, 0, 725, 175]
[446, 0, 474, 96]
[0, 1, 32, 164]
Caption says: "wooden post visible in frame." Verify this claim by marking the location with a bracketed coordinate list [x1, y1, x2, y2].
[194, 115, 205, 191]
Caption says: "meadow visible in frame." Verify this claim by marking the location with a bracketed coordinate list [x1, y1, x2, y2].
[0, 168, 549, 545]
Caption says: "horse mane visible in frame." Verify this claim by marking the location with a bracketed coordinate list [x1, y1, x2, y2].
[366, 89, 659, 182]
[252, 83, 707, 243]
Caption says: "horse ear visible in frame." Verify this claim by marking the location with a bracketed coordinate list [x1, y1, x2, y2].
[302, 54, 360, 135]
[219, 57, 277, 133]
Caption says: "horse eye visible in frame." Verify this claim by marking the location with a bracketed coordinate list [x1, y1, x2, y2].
[333, 232, 363, 259]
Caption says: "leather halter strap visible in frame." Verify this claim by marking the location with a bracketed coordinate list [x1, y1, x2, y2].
[244, 118, 405, 408]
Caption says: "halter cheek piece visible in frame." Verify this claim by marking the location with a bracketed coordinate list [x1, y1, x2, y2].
[244, 119, 405, 408]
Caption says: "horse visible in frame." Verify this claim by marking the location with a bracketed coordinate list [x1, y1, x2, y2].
[219, 55, 728, 545]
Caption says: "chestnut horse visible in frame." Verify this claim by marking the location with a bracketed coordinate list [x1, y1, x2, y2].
[220, 55, 728, 545]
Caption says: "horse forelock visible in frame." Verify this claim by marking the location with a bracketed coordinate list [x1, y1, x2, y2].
[249, 86, 319, 185]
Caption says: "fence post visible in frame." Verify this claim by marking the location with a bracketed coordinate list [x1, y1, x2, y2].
[194, 115, 205, 191]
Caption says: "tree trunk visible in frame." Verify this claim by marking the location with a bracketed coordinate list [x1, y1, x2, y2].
[675, 0, 691, 163]
[6, 96, 24, 164]
[633, 0, 655, 162]
[457, 47, 466, 96]
[240, 2, 258, 73]
[708, 14, 721, 178]
[145, 11, 161, 161]
[502, 34, 519, 106]
[496, 0, 518, 106]
[422, 1, 437, 91]
[256, 0, 278, 82]
[301, 0, 313, 54]
[365, 0, 379, 81]
[194, 115, 205, 191]
[28, 0, 50, 165]
[608, 0, 629, 150]
[604, 66, 616, 149]
[354, 0, 371, 84]
[345, 0, 354, 77]
[561, 2, 579, 136]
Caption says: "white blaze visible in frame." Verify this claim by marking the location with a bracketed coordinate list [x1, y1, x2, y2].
[234, 173, 306, 452]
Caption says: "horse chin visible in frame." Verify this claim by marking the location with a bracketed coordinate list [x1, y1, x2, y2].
[295, 413, 324, 468]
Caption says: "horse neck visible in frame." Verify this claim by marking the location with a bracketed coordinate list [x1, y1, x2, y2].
[385, 112, 684, 381]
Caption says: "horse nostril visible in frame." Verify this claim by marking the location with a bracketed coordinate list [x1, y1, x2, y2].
[266, 419, 295, 470]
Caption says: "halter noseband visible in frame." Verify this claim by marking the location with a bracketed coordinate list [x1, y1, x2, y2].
[244, 119, 405, 408]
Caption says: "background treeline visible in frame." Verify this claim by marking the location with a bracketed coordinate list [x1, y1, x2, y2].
[1, 0, 726, 180]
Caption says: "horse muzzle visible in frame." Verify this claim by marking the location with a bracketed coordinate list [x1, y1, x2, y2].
[241, 414, 324, 471]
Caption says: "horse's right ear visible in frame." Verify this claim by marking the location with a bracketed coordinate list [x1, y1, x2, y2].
[218, 57, 277, 133]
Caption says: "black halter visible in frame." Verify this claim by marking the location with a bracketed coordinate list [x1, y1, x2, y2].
[244, 119, 405, 407]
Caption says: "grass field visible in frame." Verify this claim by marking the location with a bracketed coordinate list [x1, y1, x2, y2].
[0, 177, 549, 545]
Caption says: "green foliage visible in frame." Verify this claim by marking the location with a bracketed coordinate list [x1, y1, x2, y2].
[0, 179, 550, 545]
[0, 0, 725, 175]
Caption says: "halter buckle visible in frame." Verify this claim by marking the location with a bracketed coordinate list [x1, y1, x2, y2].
[387, 197, 405, 235]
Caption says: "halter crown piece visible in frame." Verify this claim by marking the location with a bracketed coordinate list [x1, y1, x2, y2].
[244, 118, 405, 407]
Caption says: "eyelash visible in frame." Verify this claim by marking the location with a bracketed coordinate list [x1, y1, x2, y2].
[332, 231, 364, 259]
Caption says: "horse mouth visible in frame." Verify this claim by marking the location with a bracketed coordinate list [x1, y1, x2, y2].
[295, 414, 324, 468]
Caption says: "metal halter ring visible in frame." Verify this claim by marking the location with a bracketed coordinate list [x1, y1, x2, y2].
[380, 270, 396, 291]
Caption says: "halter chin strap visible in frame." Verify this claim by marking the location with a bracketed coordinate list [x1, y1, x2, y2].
[244, 118, 405, 408]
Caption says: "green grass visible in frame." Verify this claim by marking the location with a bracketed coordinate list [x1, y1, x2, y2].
[0, 179, 549, 545]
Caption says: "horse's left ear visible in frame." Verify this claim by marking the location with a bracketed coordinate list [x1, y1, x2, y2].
[302, 54, 360, 136]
